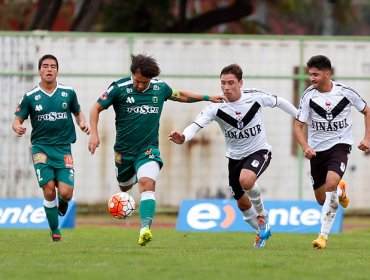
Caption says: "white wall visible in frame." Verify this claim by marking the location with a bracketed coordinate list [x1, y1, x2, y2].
[1, 33, 369, 208]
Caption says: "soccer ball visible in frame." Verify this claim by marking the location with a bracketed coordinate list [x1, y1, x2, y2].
[108, 192, 135, 219]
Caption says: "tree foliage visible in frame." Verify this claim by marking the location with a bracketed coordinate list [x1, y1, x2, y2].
[100, 0, 175, 32]
[0, 0, 369, 35]
[71, 0, 103, 31]
[29, 0, 63, 30]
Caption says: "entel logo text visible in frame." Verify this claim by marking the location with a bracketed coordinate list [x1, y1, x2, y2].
[0, 198, 76, 229]
[187, 203, 320, 230]
[0, 205, 46, 224]
[177, 199, 343, 233]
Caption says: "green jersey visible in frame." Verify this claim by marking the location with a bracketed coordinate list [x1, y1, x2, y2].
[98, 76, 173, 156]
[15, 83, 81, 145]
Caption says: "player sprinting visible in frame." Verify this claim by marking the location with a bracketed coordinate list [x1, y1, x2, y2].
[12, 54, 90, 242]
[169, 64, 297, 247]
[88, 53, 225, 246]
[294, 55, 370, 249]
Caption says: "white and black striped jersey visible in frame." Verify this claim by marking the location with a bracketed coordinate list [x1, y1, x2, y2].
[296, 81, 367, 152]
[192, 89, 282, 160]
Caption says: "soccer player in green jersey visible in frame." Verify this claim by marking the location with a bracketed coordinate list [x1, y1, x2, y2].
[88, 53, 225, 246]
[12, 54, 90, 242]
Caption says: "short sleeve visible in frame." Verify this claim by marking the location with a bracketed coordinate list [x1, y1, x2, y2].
[98, 83, 119, 109]
[14, 94, 29, 119]
[296, 94, 310, 122]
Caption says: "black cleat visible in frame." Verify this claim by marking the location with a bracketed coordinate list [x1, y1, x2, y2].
[58, 199, 69, 216]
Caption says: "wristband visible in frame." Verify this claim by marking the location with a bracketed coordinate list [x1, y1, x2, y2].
[203, 95, 210, 101]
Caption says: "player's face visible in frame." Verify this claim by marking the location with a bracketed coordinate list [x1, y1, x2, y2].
[220, 73, 242, 102]
[39, 58, 58, 84]
[132, 72, 151, 92]
[308, 67, 331, 92]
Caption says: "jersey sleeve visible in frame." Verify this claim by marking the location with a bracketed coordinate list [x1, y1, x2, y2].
[275, 96, 298, 117]
[14, 94, 30, 119]
[193, 104, 216, 128]
[250, 89, 278, 108]
[97, 83, 119, 109]
[163, 82, 174, 100]
[69, 90, 81, 113]
[296, 93, 310, 122]
[343, 87, 367, 112]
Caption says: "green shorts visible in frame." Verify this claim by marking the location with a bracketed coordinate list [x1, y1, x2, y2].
[114, 147, 163, 184]
[32, 144, 75, 188]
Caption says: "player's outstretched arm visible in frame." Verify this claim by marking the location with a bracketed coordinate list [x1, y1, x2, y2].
[168, 131, 185, 144]
[275, 96, 298, 117]
[12, 116, 26, 137]
[358, 105, 370, 153]
[169, 90, 226, 103]
[169, 123, 202, 144]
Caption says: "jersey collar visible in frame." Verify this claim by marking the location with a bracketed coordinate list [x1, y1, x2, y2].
[38, 82, 58, 97]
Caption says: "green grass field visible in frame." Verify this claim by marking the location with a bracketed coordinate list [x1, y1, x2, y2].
[1, 220, 370, 280]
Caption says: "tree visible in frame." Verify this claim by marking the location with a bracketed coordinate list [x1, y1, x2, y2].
[70, 0, 104, 31]
[100, 0, 175, 33]
[24, 0, 254, 33]
[29, 0, 63, 30]
[166, 0, 253, 33]
[1, 0, 369, 35]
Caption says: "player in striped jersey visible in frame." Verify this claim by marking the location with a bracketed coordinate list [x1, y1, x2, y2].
[169, 64, 297, 247]
[294, 55, 370, 249]
[12, 54, 90, 241]
[88, 54, 225, 246]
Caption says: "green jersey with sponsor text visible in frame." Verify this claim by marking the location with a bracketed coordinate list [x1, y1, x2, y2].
[98, 76, 173, 156]
[15, 83, 81, 145]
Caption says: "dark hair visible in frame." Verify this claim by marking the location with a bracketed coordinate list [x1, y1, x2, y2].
[306, 55, 332, 71]
[220, 64, 243, 81]
[38, 54, 59, 70]
[130, 54, 160, 78]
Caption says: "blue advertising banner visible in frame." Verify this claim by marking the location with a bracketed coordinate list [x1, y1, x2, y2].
[176, 199, 343, 233]
[0, 198, 76, 229]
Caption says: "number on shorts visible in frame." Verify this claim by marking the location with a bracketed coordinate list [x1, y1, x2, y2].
[36, 169, 43, 182]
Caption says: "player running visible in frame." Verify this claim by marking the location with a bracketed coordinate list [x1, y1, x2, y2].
[169, 64, 297, 248]
[88, 53, 225, 246]
[294, 55, 370, 249]
[12, 54, 90, 242]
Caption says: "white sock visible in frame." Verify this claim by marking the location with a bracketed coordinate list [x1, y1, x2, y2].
[43, 199, 57, 208]
[245, 183, 266, 216]
[242, 207, 258, 230]
[336, 185, 343, 198]
[320, 191, 339, 238]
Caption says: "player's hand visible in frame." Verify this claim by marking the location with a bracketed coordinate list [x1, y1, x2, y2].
[168, 131, 185, 144]
[303, 145, 316, 159]
[79, 122, 91, 135]
[88, 134, 100, 155]
[210, 95, 227, 103]
[13, 125, 26, 137]
[358, 138, 370, 153]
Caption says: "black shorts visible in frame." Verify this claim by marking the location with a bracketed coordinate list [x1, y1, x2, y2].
[228, 149, 272, 200]
[310, 144, 351, 189]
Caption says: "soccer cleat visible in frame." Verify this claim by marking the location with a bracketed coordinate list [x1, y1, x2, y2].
[138, 225, 152, 246]
[253, 215, 272, 248]
[58, 199, 69, 216]
[257, 215, 271, 239]
[51, 233, 62, 242]
[254, 232, 270, 248]
[338, 180, 349, 208]
[312, 234, 327, 249]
